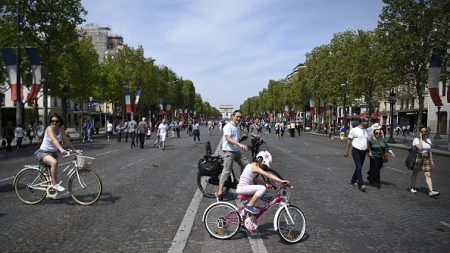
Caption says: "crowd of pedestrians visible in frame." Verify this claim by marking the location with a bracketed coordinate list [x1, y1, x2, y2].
[343, 117, 440, 197]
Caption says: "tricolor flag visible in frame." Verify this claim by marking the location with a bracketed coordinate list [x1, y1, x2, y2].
[133, 88, 142, 112]
[124, 88, 132, 113]
[310, 97, 315, 115]
[428, 54, 443, 107]
[319, 98, 326, 114]
[26, 48, 42, 101]
[2, 48, 23, 101]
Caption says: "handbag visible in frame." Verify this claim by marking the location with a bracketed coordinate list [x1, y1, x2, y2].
[377, 140, 388, 163]
[381, 151, 389, 163]
[405, 146, 418, 170]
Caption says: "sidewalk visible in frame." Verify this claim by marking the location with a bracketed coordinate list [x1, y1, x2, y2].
[304, 131, 450, 157]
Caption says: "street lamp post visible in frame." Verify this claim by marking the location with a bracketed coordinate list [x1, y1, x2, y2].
[15, 0, 23, 127]
[388, 90, 396, 143]
[62, 84, 69, 127]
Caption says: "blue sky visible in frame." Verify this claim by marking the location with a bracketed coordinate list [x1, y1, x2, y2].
[81, 0, 384, 109]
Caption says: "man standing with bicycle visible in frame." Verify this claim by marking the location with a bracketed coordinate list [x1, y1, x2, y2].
[215, 110, 249, 201]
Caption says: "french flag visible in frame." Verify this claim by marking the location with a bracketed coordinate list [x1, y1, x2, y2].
[1, 48, 23, 101]
[133, 88, 142, 112]
[310, 97, 315, 115]
[124, 88, 132, 113]
[25, 48, 41, 101]
[428, 54, 443, 107]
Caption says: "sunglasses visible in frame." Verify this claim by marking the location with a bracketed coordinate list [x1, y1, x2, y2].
[374, 132, 382, 135]
[420, 131, 427, 133]
[51, 120, 60, 123]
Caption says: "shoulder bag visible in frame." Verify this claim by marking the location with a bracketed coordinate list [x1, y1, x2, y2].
[377, 140, 388, 163]
[405, 145, 418, 170]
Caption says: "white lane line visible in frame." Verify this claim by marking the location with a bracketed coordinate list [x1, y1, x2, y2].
[95, 150, 118, 156]
[234, 200, 268, 253]
[440, 221, 450, 228]
[168, 188, 203, 253]
[0, 176, 14, 183]
[385, 166, 407, 174]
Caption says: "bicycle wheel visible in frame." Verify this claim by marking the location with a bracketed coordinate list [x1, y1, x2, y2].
[69, 168, 102, 205]
[276, 205, 306, 243]
[14, 169, 48, 205]
[258, 168, 283, 202]
[203, 202, 242, 239]
[197, 173, 229, 198]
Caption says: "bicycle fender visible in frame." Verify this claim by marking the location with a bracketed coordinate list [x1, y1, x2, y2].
[273, 202, 289, 231]
[14, 167, 40, 182]
[202, 201, 239, 223]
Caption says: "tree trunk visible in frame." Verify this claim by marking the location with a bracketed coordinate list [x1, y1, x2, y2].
[416, 74, 424, 131]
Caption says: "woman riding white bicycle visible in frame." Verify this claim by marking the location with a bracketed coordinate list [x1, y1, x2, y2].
[236, 151, 289, 214]
[34, 113, 79, 192]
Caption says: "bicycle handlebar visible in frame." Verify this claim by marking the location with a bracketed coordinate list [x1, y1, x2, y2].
[62, 149, 94, 160]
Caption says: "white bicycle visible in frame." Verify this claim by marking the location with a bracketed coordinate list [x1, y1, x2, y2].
[14, 150, 102, 205]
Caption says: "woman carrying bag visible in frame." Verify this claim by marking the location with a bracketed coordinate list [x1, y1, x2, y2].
[410, 126, 440, 197]
[367, 125, 395, 188]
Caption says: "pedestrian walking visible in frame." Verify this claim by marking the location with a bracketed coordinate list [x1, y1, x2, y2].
[2, 122, 14, 151]
[116, 122, 123, 142]
[128, 117, 137, 148]
[193, 121, 200, 143]
[339, 125, 346, 142]
[176, 121, 181, 138]
[123, 120, 129, 142]
[367, 125, 395, 188]
[106, 120, 113, 142]
[137, 117, 148, 149]
[274, 121, 281, 139]
[26, 123, 35, 146]
[35, 120, 45, 146]
[409, 126, 440, 197]
[14, 124, 25, 149]
[146, 122, 152, 140]
[156, 119, 167, 150]
[344, 117, 369, 192]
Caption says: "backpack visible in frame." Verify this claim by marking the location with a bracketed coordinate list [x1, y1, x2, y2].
[405, 146, 418, 170]
[198, 156, 222, 176]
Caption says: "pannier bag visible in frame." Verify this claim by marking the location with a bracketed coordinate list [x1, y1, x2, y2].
[198, 157, 221, 176]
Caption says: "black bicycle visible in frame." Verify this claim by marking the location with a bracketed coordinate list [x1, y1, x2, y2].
[197, 140, 283, 202]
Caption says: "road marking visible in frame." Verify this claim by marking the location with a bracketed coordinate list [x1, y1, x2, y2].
[168, 188, 203, 253]
[0, 176, 14, 183]
[234, 200, 268, 253]
[95, 150, 118, 156]
[384, 166, 407, 174]
[440, 221, 450, 228]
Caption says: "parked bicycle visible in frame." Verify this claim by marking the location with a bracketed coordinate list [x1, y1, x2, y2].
[14, 150, 102, 205]
[197, 139, 282, 202]
[202, 183, 306, 243]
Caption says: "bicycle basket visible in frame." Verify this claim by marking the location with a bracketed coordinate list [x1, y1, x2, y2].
[198, 158, 219, 176]
[76, 156, 87, 168]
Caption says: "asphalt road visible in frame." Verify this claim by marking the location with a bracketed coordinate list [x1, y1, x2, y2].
[0, 126, 449, 252]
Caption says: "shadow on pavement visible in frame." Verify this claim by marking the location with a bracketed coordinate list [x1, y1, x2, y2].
[0, 183, 14, 193]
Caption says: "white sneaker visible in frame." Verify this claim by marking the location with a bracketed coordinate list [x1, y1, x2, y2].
[429, 190, 440, 197]
[52, 183, 65, 192]
[410, 187, 417, 193]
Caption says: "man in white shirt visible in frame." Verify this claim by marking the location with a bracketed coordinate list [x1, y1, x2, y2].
[344, 117, 369, 192]
[216, 110, 249, 201]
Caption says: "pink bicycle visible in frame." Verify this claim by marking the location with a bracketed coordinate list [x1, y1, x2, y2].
[202, 184, 306, 243]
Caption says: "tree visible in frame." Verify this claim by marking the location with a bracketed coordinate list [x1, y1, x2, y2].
[377, 0, 450, 128]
